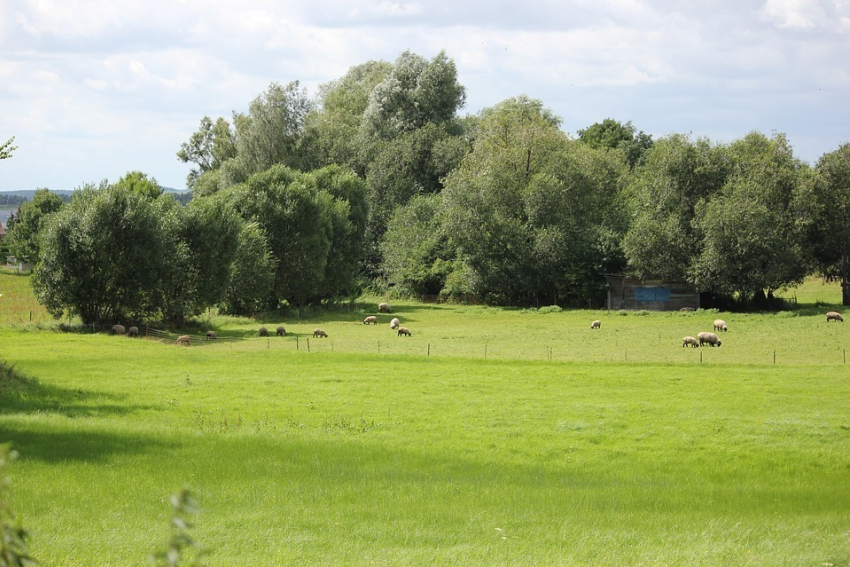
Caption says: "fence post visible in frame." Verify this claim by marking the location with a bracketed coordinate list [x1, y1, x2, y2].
[307, 338, 310, 353]
[428, 343, 431, 357]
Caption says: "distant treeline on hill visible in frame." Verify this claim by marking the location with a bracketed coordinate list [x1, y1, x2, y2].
[0, 188, 190, 206]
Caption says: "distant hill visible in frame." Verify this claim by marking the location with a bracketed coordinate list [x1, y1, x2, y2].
[0, 187, 191, 211]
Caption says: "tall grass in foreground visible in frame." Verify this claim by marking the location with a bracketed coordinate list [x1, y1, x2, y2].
[1, 328, 849, 566]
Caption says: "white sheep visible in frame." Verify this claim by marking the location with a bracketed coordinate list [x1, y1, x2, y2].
[826, 311, 844, 322]
[713, 319, 728, 332]
[397, 326, 412, 337]
[697, 331, 721, 347]
[363, 316, 378, 325]
[390, 317, 400, 330]
[590, 320, 601, 329]
[682, 336, 699, 348]
[378, 302, 392, 313]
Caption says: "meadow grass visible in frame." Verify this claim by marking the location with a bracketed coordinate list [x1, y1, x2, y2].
[0, 277, 849, 565]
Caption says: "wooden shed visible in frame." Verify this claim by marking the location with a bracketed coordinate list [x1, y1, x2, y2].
[604, 274, 700, 311]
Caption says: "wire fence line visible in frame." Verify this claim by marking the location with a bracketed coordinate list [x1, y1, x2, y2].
[59, 323, 850, 365]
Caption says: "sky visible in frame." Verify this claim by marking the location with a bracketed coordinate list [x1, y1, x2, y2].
[1, 0, 849, 192]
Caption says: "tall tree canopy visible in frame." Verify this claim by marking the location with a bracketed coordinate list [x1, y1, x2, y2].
[442, 96, 628, 306]
[690, 132, 810, 303]
[803, 143, 850, 304]
[622, 134, 728, 282]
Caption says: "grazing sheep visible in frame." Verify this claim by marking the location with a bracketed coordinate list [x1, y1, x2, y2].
[697, 331, 721, 347]
[390, 317, 400, 330]
[313, 329, 328, 338]
[713, 319, 728, 332]
[397, 326, 412, 337]
[826, 311, 844, 322]
[378, 302, 392, 313]
[206, 330, 217, 340]
[127, 326, 139, 338]
[276, 326, 286, 336]
[682, 336, 700, 348]
[591, 320, 601, 329]
[679, 307, 696, 312]
[363, 316, 378, 325]
[111, 324, 125, 336]
[259, 327, 269, 337]
[176, 335, 191, 346]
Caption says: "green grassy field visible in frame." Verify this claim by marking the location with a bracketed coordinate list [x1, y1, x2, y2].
[1, 274, 849, 566]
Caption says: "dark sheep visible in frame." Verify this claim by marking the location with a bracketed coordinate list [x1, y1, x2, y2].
[378, 302, 392, 313]
[206, 330, 217, 340]
[826, 311, 844, 322]
[697, 331, 721, 347]
[259, 327, 269, 337]
[127, 326, 139, 338]
[397, 326, 412, 337]
[111, 324, 125, 336]
[276, 326, 286, 336]
[313, 329, 328, 338]
[363, 316, 378, 325]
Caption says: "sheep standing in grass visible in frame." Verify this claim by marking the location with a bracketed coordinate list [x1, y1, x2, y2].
[682, 336, 699, 348]
[713, 319, 728, 332]
[378, 302, 392, 313]
[176, 335, 190, 346]
[111, 324, 125, 335]
[206, 331, 217, 340]
[390, 318, 400, 330]
[313, 329, 328, 338]
[259, 327, 269, 337]
[363, 316, 378, 325]
[397, 326, 412, 336]
[591, 320, 601, 329]
[127, 326, 139, 338]
[697, 331, 721, 347]
[276, 326, 286, 336]
[826, 311, 844, 322]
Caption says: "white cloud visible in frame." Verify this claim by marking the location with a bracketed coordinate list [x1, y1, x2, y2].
[759, 0, 825, 29]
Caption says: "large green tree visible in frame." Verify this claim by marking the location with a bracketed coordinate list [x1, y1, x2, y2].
[229, 164, 367, 306]
[177, 116, 237, 190]
[622, 134, 728, 281]
[33, 183, 167, 324]
[359, 50, 466, 143]
[690, 132, 809, 303]
[441, 97, 629, 305]
[803, 143, 850, 304]
[380, 194, 456, 296]
[4, 189, 64, 264]
[578, 118, 653, 168]
[158, 192, 242, 324]
[234, 81, 312, 176]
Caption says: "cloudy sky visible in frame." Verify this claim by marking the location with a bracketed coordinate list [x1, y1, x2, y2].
[1, 0, 848, 191]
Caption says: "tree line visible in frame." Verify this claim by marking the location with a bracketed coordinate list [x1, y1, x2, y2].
[3, 49, 850, 324]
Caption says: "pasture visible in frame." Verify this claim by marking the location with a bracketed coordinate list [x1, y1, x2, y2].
[1, 274, 849, 565]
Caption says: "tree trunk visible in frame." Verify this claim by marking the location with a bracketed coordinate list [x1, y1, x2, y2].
[843, 278, 850, 306]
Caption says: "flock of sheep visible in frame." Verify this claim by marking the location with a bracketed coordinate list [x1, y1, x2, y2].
[591, 311, 845, 350]
[167, 301, 409, 346]
[112, 303, 844, 348]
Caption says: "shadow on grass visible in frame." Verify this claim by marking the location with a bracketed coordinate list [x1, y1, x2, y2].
[0, 425, 175, 464]
[0, 360, 157, 418]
